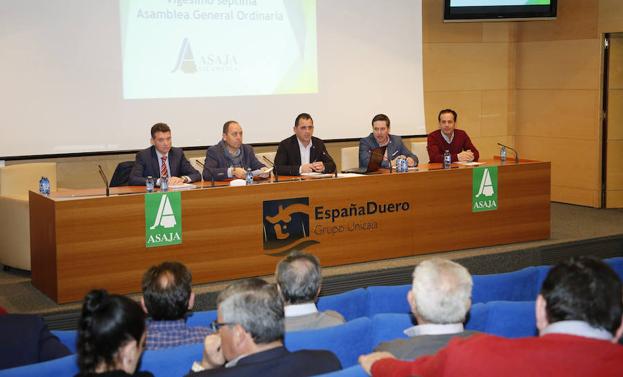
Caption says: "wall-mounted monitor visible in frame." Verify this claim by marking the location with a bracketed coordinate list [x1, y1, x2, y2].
[444, 0, 557, 22]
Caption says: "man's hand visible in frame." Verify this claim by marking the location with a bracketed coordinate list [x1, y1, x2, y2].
[232, 167, 247, 179]
[300, 163, 315, 173]
[406, 157, 416, 167]
[359, 352, 396, 375]
[167, 176, 184, 185]
[311, 161, 325, 172]
[457, 150, 474, 162]
[201, 334, 226, 370]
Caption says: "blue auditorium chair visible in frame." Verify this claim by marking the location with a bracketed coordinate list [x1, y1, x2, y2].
[51, 330, 77, 353]
[186, 309, 218, 327]
[471, 267, 540, 303]
[365, 285, 411, 317]
[140, 342, 203, 377]
[0, 354, 77, 377]
[314, 365, 369, 377]
[466, 300, 537, 338]
[606, 256, 623, 279]
[285, 317, 373, 368]
[370, 313, 412, 348]
[317, 288, 369, 321]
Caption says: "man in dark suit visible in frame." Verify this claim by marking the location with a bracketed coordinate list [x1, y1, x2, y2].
[187, 278, 341, 377]
[202, 121, 268, 181]
[0, 314, 71, 369]
[274, 113, 336, 176]
[128, 123, 201, 186]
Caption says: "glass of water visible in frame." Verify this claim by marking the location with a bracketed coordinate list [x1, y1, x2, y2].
[146, 176, 155, 192]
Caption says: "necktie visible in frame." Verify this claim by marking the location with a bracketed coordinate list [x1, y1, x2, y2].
[161, 155, 168, 178]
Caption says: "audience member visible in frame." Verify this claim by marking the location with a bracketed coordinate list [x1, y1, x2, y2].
[76, 289, 152, 377]
[276, 251, 345, 331]
[141, 261, 211, 350]
[374, 258, 478, 359]
[360, 256, 623, 376]
[0, 313, 71, 370]
[427, 109, 479, 163]
[188, 278, 342, 376]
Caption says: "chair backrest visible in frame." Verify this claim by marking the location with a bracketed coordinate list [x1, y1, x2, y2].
[466, 300, 537, 338]
[317, 288, 368, 321]
[255, 152, 277, 167]
[370, 313, 413, 348]
[411, 142, 429, 164]
[366, 285, 411, 317]
[0, 354, 78, 377]
[109, 161, 135, 187]
[140, 342, 203, 377]
[340, 147, 360, 171]
[188, 157, 206, 173]
[186, 309, 218, 327]
[285, 317, 373, 368]
[52, 330, 77, 354]
[471, 266, 540, 304]
[0, 163, 57, 198]
[314, 365, 369, 377]
[606, 257, 623, 279]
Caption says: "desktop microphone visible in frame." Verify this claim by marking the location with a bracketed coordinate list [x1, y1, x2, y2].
[497, 143, 519, 163]
[210, 174, 215, 187]
[195, 159, 205, 169]
[262, 156, 274, 167]
[388, 150, 399, 173]
[97, 164, 110, 197]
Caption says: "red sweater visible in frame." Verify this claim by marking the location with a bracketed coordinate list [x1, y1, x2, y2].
[427, 129, 479, 163]
[371, 333, 623, 377]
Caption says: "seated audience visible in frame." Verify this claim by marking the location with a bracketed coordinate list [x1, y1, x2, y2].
[375, 258, 478, 359]
[360, 256, 623, 376]
[202, 120, 268, 181]
[359, 114, 418, 169]
[141, 261, 211, 350]
[274, 113, 336, 176]
[0, 313, 71, 370]
[276, 251, 345, 331]
[188, 278, 342, 376]
[427, 109, 479, 163]
[76, 289, 152, 377]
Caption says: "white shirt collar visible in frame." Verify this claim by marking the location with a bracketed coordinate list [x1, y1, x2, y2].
[284, 303, 318, 318]
[540, 320, 613, 341]
[404, 323, 464, 337]
[441, 131, 454, 144]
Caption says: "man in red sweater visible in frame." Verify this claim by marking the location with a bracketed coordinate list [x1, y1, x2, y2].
[427, 109, 479, 163]
[359, 256, 623, 377]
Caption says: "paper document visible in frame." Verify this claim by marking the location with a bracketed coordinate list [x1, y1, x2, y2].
[456, 161, 485, 166]
[169, 183, 197, 190]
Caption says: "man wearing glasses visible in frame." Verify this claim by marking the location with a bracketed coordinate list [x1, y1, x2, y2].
[274, 113, 336, 176]
[189, 278, 341, 376]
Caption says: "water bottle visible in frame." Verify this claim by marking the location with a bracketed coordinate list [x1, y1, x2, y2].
[146, 176, 155, 193]
[160, 176, 168, 192]
[401, 157, 408, 172]
[246, 168, 253, 185]
[500, 146, 507, 162]
[39, 176, 50, 195]
[443, 150, 451, 169]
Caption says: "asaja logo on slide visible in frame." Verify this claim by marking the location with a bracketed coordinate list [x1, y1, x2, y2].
[472, 166, 498, 212]
[145, 192, 183, 247]
[262, 197, 319, 256]
[171, 38, 239, 74]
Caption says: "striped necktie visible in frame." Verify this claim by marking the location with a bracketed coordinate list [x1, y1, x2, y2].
[161, 155, 168, 178]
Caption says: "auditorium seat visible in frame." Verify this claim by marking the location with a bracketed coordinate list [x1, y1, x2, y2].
[285, 317, 372, 368]
[109, 161, 135, 187]
[0, 162, 57, 270]
[471, 266, 540, 303]
[366, 285, 411, 317]
[314, 365, 368, 377]
[340, 147, 359, 171]
[186, 309, 218, 327]
[317, 288, 368, 320]
[410, 141, 429, 164]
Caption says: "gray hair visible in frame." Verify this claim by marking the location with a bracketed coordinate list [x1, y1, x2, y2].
[412, 258, 472, 324]
[275, 251, 322, 304]
[217, 278, 284, 344]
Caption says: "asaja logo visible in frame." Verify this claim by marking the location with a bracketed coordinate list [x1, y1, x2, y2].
[145, 192, 182, 247]
[171, 38, 239, 74]
[472, 166, 498, 212]
[171, 38, 197, 74]
[263, 197, 319, 256]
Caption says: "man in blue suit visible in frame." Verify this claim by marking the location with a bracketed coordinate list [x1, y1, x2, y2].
[128, 123, 201, 186]
[359, 114, 418, 169]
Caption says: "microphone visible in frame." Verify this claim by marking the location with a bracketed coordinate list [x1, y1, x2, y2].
[97, 164, 110, 197]
[210, 173, 215, 187]
[262, 155, 274, 167]
[195, 159, 205, 169]
[497, 143, 519, 163]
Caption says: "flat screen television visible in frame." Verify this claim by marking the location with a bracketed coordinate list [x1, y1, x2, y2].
[444, 0, 558, 22]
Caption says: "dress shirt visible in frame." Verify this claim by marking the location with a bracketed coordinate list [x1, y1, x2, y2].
[155, 149, 189, 183]
[403, 323, 465, 337]
[541, 320, 613, 341]
[297, 138, 312, 174]
[284, 303, 318, 317]
[146, 319, 212, 350]
[442, 132, 454, 144]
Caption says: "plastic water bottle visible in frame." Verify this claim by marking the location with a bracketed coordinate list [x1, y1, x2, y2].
[246, 168, 253, 185]
[160, 176, 168, 192]
[146, 176, 155, 192]
[500, 146, 507, 162]
[443, 150, 451, 169]
[39, 176, 50, 195]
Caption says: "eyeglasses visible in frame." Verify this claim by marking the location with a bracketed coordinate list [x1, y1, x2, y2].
[210, 320, 235, 332]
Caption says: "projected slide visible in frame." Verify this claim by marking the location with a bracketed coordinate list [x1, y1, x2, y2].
[120, 0, 317, 99]
[451, 0, 550, 5]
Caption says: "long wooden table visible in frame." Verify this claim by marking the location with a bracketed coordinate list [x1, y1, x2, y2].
[29, 160, 550, 303]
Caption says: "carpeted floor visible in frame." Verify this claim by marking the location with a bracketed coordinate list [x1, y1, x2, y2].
[1, 203, 622, 329]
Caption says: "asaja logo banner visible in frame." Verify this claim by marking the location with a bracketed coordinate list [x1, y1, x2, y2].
[263, 197, 319, 256]
[145, 192, 182, 247]
[472, 166, 498, 212]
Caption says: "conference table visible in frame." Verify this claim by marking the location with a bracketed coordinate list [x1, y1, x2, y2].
[29, 159, 550, 303]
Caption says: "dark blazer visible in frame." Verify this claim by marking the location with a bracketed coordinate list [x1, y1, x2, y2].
[202, 142, 265, 181]
[128, 146, 201, 186]
[0, 314, 71, 370]
[186, 346, 341, 377]
[274, 135, 336, 176]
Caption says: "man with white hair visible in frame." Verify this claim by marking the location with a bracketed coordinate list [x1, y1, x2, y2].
[374, 258, 478, 359]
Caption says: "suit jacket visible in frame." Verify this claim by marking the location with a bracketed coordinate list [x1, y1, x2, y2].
[359, 133, 418, 169]
[285, 310, 345, 332]
[374, 330, 479, 360]
[187, 346, 341, 377]
[371, 333, 623, 377]
[202, 142, 265, 181]
[274, 135, 336, 176]
[0, 314, 71, 370]
[128, 146, 201, 186]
